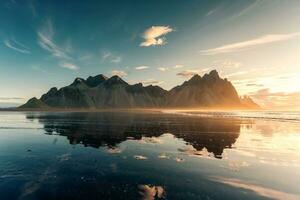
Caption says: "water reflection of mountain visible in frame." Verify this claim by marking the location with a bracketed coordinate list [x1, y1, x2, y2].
[26, 112, 242, 158]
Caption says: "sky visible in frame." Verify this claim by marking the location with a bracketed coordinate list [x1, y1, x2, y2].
[0, 0, 300, 109]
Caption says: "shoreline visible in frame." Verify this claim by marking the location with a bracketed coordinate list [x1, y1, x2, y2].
[0, 108, 299, 123]
[0, 107, 264, 113]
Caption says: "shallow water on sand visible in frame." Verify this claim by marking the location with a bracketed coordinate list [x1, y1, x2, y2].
[0, 111, 300, 200]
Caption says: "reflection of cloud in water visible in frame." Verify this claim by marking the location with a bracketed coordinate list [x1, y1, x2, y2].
[258, 158, 300, 167]
[138, 136, 163, 144]
[21, 181, 41, 198]
[175, 157, 185, 162]
[178, 146, 213, 158]
[242, 120, 300, 137]
[57, 153, 71, 162]
[228, 149, 256, 157]
[107, 147, 122, 154]
[158, 153, 170, 159]
[223, 161, 250, 172]
[20, 167, 56, 199]
[134, 155, 148, 160]
[138, 185, 165, 200]
[212, 177, 300, 200]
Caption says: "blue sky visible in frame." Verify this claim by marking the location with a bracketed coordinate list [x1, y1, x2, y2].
[1, 0, 300, 109]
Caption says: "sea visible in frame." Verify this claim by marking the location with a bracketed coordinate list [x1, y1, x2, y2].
[0, 110, 299, 200]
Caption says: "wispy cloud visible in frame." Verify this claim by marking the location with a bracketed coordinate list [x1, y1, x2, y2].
[4, 39, 30, 54]
[140, 26, 173, 47]
[246, 83, 264, 87]
[101, 51, 122, 63]
[37, 19, 83, 71]
[78, 53, 93, 61]
[157, 67, 169, 72]
[206, 6, 219, 16]
[111, 56, 122, 63]
[37, 19, 70, 59]
[0, 97, 24, 100]
[177, 68, 210, 78]
[135, 65, 149, 70]
[31, 65, 51, 75]
[177, 70, 198, 78]
[213, 60, 243, 69]
[249, 88, 300, 109]
[200, 33, 300, 55]
[173, 64, 184, 69]
[102, 51, 111, 60]
[0, 97, 24, 107]
[231, 71, 300, 98]
[111, 70, 127, 77]
[141, 79, 164, 86]
[225, 71, 249, 78]
[29, 0, 37, 17]
[60, 62, 79, 71]
[229, 0, 261, 20]
[137, 65, 181, 71]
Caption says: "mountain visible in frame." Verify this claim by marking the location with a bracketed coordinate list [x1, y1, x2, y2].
[20, 70, 260, 109]
[167, 70, 243, 108]
[19, 97, 49, 109]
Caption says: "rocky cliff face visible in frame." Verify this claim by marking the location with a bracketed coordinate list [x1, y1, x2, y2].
[20, 70, 260, 109]
[32, 74, 167, 108]
[167, 70, 243, 108]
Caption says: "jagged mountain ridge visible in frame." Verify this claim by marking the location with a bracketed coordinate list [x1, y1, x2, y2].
[167, 71, 241, 107]
[20, 70, 260, 109]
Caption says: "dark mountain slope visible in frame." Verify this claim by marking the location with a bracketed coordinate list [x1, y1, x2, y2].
[20, 70, 260, 109]
[167, 70, 243, 108]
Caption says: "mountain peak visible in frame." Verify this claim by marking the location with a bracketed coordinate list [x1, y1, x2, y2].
[19, 97, 49, 109]
[190, 74, 201, 81]
[70, 77, 86, 86]
[202, 70, 220, 81]
[86, 74, 108, 87]
[185, 70, 220, 85]
[183, 74, 201, 86]
[104, 75, 128, 86]
[209, 70, 219, 78]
